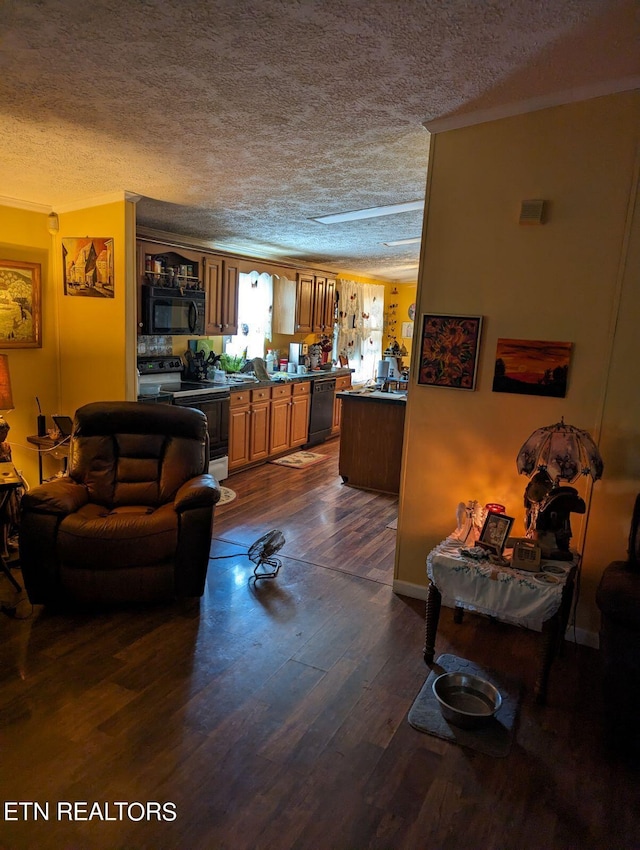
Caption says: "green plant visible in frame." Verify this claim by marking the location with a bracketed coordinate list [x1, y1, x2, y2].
[218, 353, 245, 373]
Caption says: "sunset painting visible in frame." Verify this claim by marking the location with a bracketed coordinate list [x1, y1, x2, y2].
[492, 338, 572, 397]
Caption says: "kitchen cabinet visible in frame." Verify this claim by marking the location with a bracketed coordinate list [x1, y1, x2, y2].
[228, 387, 271, 470]
[204, 254, 239, 336]
[136, 240, 204, 334]
[269, 384, 293, 454]
[290, 381, 311, 447]
[338, 392, 406, 495]
[331, 374, 352, 434]
[272, 273, 336, 335]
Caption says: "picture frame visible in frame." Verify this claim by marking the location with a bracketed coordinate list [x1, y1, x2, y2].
[477, 512, 514, 556]
[417, 313, 483, 390]
[492, 338, 572, 398]
[0, 259, 42, 348]
[62, 237, 114, 297]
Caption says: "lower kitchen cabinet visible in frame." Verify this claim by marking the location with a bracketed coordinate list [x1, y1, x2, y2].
[290, 381, 311, 447]
[229, 387, 271, 471]
[331, 374, 352, 435]
[269, 385, 293, 455]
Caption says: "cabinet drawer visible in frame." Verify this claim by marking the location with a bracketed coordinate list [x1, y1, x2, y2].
[336, 376, 352, 391]
[292, 381, 310, 396]
[271, 384, 292, 399]
[251, 387, 271, 403]
[230, 390, 250, 407]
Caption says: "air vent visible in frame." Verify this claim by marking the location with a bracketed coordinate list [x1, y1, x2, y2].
[519, 199, 546, 225]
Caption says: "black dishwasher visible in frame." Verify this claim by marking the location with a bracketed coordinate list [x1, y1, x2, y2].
[306, 377, 336, 446]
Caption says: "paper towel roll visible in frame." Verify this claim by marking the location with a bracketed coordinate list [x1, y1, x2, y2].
[377, 360, 389, 379]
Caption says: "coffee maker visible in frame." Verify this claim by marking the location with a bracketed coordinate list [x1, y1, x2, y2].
[289, 343, 308, 367]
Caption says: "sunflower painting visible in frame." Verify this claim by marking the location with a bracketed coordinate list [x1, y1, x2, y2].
[418, 313, 483, 390]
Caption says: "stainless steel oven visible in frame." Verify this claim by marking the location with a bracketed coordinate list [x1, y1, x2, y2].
[137, 356, 230, 481]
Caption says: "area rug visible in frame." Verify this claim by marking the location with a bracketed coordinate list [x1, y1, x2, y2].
[269, 451, 328, 469]
[408, 653, 522, 758]
[217, 486, 237, 505]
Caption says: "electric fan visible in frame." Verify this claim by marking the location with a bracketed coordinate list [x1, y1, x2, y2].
[247, 529, 285, 580]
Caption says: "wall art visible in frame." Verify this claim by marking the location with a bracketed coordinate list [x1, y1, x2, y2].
[63, 237, 114, 297]
[417, 313, 483, 390]
[0, 259, 42, 348]
[492, 338, 572, 397]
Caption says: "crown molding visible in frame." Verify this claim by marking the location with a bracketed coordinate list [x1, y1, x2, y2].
[54, 190, 141, 213]
[0, 196, 50, 214]
[424, 77, 640, 134]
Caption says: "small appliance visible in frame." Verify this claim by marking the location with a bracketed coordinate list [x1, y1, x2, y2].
[140, 284, 205, 335]
[289, 343, 308, 367]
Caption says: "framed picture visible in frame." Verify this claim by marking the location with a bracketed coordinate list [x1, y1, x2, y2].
[492, 338, 572, 398]
[478, 512, 514, 556]
[417, 313, 483, 389]
[63, 237, 114, 297]
[0, 259, 42, 348]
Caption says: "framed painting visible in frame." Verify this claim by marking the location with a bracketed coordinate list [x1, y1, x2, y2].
[0, 259, 42, 348]
[417, 313, 483, 390]
[63, 237, 114, 297]
[492, 338, 572, 397]
[477, 512, 514, 556]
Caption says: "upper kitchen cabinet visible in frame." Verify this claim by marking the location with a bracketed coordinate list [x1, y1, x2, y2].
[137, 241, 204, 290]
[273, 273, 336, 335]
[203, 254, 239, 336]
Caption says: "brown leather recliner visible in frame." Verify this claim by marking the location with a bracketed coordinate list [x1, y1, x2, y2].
[19, 401, 221, 606]
[596, 493, 640, 756]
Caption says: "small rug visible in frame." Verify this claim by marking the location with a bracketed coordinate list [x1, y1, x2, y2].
[408, 653, 522, 758]
[386, 517, 398, 529]
[269, 451, 328, 469]
[217, 486, 237, 505]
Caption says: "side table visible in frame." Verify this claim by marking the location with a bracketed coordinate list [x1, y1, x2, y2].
[26, 435, 69, 484]
[0, 462, 23, 591]
[424, 535, 580, 704]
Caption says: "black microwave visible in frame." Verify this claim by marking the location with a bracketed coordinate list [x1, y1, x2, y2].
[140, 285, 205, 335]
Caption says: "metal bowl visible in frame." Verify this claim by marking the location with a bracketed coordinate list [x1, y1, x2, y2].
[432, 672, 502, 729]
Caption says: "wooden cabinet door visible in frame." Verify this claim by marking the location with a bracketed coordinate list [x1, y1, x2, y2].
[295, 274, 314, 333]
[323, 278, 336, 331]
[332, 375, 352, 434]
[221, 260, 239, 335]
[204, 254, 224, 334]
[249, 396, 270, 461]
[312, 276, 326, 333]
[228, 398, 250, 469]
[290, 392, 310, 447]
[269, 387, 292, 454]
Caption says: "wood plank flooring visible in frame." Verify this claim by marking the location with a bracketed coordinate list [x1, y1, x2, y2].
[1, 437, 638, 849]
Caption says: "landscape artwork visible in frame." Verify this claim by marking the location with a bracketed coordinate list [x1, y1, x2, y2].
[0, 259, 42, 348]
[418, 313, 483, 390]
[492, 338, 572, 397]
[63, 237, 114, 297]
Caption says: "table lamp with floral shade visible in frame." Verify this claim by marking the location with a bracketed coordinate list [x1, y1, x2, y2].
[516, 417, 604, 558]
[0, 354, 13, 462]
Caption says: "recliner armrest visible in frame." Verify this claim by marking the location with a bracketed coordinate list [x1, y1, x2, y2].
[174, 474, 220, 514]
[21, 477, 90, 515]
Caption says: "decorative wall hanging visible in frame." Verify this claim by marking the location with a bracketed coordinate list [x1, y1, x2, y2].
[492, 338, 572, 397]
[418, 313, 483, 390]
[0, 259, 42, 348]
[63, 237, 114, 297]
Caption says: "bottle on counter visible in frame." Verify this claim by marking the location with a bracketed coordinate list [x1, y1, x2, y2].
[265, 349, 275, 373]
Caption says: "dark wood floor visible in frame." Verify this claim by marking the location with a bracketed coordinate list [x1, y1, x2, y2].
[1, 438, 638, 849]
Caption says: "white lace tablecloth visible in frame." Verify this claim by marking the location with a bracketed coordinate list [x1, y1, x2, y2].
[426, 535, 575, 631]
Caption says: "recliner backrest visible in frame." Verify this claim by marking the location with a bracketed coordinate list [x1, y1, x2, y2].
[68, 402, 209, 508]
[629, 493, 640, 567]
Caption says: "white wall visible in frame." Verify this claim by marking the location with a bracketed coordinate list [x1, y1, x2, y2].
[394, 91, 640, 641]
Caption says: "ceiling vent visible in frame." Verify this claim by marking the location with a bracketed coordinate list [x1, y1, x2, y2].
[519, 199, 546, 225]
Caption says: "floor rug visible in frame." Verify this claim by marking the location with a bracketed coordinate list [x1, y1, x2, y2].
[269, 451, 328, 469]
[217, 486, 237, 505]
[408, 653, 522, 758]
[386, 517, 398, 529]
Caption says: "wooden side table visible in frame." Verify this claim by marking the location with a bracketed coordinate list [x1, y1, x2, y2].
[0, 462, 22, 591]
[424, 536, 580, 704]
[26, 435, 69, 484]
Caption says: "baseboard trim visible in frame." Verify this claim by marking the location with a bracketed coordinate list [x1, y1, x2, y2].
[392, 580, 599, 648]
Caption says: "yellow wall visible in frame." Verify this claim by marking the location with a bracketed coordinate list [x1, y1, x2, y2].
[54, 200, 135, 415]
[0, 204, 59, 486]
[395, 91, 640, 641]
[383, 281, 417, 356]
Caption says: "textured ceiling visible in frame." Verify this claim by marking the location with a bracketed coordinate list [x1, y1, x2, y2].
[1, 0, 638, 281]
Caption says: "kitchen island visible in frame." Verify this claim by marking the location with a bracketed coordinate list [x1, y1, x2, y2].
[336, 389, 406, 495]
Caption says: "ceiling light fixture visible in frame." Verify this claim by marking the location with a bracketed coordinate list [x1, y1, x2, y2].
[311, 200, 424, 225]
[382, 237, 421, 247]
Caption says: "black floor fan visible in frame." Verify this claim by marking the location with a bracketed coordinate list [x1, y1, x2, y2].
[210, 529, 286, 580]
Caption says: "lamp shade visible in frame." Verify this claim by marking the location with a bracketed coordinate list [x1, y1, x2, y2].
[516, 417, 603, 484]
[0, 354, 14, 410]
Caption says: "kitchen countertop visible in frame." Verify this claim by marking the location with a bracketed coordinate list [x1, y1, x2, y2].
[336, 387, 407, 403]
[227, 367, 353, 391]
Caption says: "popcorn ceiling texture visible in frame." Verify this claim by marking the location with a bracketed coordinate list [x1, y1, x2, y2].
[0, 0, 636, 281]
